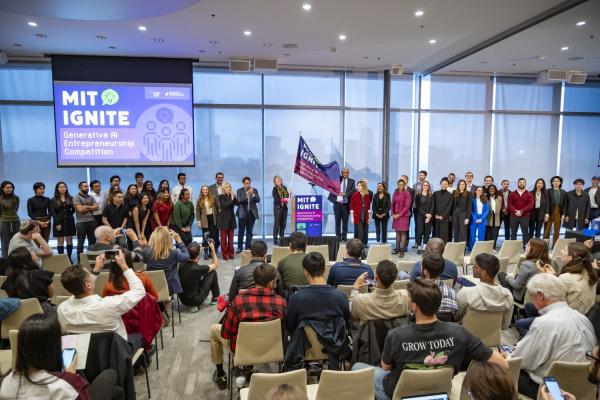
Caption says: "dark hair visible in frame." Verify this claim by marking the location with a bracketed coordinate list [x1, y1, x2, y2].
[159, 179, 170, 190]
[90, 179, 100, 188]
[448, 172, 455, 178]
[421, 252, 444, 279]
[561, 242, 598, 286]
[517, 177, 526, 183]
[215, 172, 224, 178]
[109, 175, 121, 184]
[484, 175, 494, 182]
[550, 176, 563, 187]
[474, 253, 500, 279]
[533, 178, 547, 194]
[289, 231, 307, 252]
[15, 314, 63, 383]
[475, 188, 488, 203]
[53, 182, 72, 204]
[32, 182, 45, 192]
[454, 179, 467, 198]
[501, 179, 509, 184]
[112, 190, 124, 197]
[377, 181, 388, 193]
[487, 184, 499, 198]
[408, 277, 441, 316]
[376, 260, 398, 288]
[418, 170, 428, 176]
[135, 172, 144, 179]
[525, 238, 549, 264]
[5, 247, 40, 299]
[179, 188, 190, 200]
[126, 184, 138, 197]
[303, 252, 325, 277]
[250, 240, 268, 258]
[253, 263, 277, 287]
[573, 178, 585, 185]
[177, 173, 186, 179]
[242, 176, 251, 183]
[440, 177, 449, 184]
[61, 266, 89, 296]
[108, 250, 134, 291]
[0, 181, 16, 200]
[78, 181, 88, 189]
[463, 361, 517, 400]
[346, 238, 364, 258]
[187, 242, 202, 260]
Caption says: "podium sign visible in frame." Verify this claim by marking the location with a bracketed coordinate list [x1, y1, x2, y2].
[294, 195, 322, 237]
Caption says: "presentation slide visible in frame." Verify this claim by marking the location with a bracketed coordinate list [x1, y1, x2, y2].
[53, 81, 194, 166]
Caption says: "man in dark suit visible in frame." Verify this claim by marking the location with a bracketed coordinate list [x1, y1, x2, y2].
[564, 178, 590, 231]
[208, 172, 225, 198]
[327, 167, 355, 242]
[236, 177, 260, 253]
[585, 175, 600, 223]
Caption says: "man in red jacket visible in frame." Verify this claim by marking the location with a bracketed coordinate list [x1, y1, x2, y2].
[508, 177, 534, 248]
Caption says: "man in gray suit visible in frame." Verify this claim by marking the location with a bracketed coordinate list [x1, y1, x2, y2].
[236, 177, 260, 253]
[209, 172, 225, 198]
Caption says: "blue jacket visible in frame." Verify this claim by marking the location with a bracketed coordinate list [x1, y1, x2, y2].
[327, 258, 374, 286]
[471, 199, 489, 226]
[409, 259, 458, 281]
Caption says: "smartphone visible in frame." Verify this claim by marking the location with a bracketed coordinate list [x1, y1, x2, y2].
[365, 278, 376, 286]
[543, 376, 565, 400]
[499, 345, 513, 353]
[104, 250, 118, 260]
[62, 348, 76, 370]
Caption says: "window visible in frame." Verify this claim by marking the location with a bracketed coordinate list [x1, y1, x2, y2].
[264, 71, 341, 106]
[429, 76, 487, 111]
[345, 72, 383, 108]
[560, 116, 600, 184]
[193, 69, 261, 104]
[496, 78, 555, 112]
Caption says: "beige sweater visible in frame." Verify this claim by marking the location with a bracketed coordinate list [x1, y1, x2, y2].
[349, 287, 409, 326]
[559, 271, 596, 315]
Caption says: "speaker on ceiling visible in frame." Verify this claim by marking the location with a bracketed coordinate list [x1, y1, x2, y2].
[229, 59, 251, 73]
[390, 65, 404, 75]
[567, 71, 587, 84]
[254, 58, 278, 72]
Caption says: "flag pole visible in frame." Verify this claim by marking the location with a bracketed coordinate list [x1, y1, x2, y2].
[290, 131, 301, 233]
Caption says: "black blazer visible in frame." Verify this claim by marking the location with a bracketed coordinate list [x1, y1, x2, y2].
[236, 187, 260, 219]
[546, 188, 568, 215]
[415, 194, 434, 217]
[371, 192, 391, 219]
[433, 190, 453, 219]
[564, 190, 590, 229]
[452, 192, 472, 220]
[218, 194, 238, 230]
[530, 190, 549, 222]
[585, 186, 600, 209]
[272, 186, 290, 208]
[327, 177, 355, 204]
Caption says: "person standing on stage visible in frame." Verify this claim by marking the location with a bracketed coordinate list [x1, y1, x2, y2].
[27, 182, 51, 242]
[486, 184, 502, 249]
[433, 178, 453, 243]
[564, 178, 590, 232]
[328, 167, 355, 243]
[469, 187, 489, 251]
[218, 183, 238, 260]
[197, 185, 220, 259]
[544, 176, 567, 245]
[209, 172, 225, 198]
[372, 182, 391, 244]
[73, 181, 98, 261]
[414, 181, 433, 254]
[391, 179, 411, 257]
[529, 178, 549, 239]
[0, 181, 20, 258]
[452, 179, 471, 244]
[236, 177, 260, 254]
[50, 182, 76, 261]
[350, 179, 371, 248]
[500, 179, 511, 241]
[272, 175, 290, 246]
[171, 173, 193, 204]
[508, 177, 534, 248]
[585, 175, 600, 223]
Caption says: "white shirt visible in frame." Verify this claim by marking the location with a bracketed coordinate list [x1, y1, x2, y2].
[90, 190, 105, 215]
[590, 187, 598, 208]
[0, 370, 83, 400]
[57, 269, 146, 340]
[512, 301, 596, 384]
[476, 199, 483, 214]
[171, 184, 193, 204]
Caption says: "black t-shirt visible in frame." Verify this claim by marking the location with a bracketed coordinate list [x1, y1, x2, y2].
[1, 269, 53, 302]
[102, 203, 129, 228]
[178, 261, 210, 299]
[381, 320, 492, 397]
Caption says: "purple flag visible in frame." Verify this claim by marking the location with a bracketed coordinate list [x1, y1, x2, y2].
[294, 136, 341, 194]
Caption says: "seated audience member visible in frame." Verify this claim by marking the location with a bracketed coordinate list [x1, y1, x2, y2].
[349, 260, 409, 326]
[556, 242, 597, 314]
[587, 345, 600, 389]
[353, 277, 508, 400]
[102, 249, 158, 299]
[462, 361, 518, 400]
[178, 241, 220, 312]
[456, 253, 514, 329]
[421, 253, 458, 313]
[1, 247, 53, 307]
[585, 238, 600, 260]
[209, 263, 286, 390]
[0, 313, 123, 400]
[141, 226, 189, 325]
[265, 384, 309, 400]
[402, 238, 458, 281]
[228, 239, 283, 301]
[58, 249, 146, 344]
[498, 238, 548, 303]
[87, 226, 140, 264]
[7, 220, 52, 267]
[277, 231, 309, 292]
[327, 238, 374, 286]
[285, 252, 349, 370]
[512, 273, 596, 398]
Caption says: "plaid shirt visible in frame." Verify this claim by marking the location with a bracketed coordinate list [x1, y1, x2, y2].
[433, 279, 458, 312]
[221, 287, 287, 352]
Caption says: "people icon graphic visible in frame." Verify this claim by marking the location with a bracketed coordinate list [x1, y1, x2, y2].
[138, 104, 193, 162]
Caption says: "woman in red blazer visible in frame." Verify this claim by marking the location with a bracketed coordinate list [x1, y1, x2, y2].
[350, 179, 371, 247]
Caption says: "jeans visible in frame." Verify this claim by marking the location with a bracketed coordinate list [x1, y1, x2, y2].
[501, 213, 511, 240]
[237, 216, 256, 251]
[352, 362, 390, 400]
[76, 220, 97, 261]
[515, 303, 539, 338]
[510, 215, 529, 247]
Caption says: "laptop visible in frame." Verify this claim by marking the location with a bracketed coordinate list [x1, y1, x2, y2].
[401, 394, 449, 400]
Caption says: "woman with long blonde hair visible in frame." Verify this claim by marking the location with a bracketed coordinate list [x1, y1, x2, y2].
[272, 175, 290, 246]
[217, 182, 238, 260]
[197, 185, 220, 259]
[141, 226, 190, 325]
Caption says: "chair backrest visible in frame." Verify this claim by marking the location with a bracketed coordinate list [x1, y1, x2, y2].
[461, 309, 503, 347]
[498, 240, 522, 264]
[144, 270, 170, 302]
[323, 264, 331, 282]
[51, 273, 72, 299]
[397, 260, 416, 274]
[1, 298, 43, 339]
[468, 241, 494, 263]
[42, 254, 71, 275]
[8, 330, 18, 370]
[507, 357, 522, 393]
[53, 295, 72, 306]
[366, 244, 392, 264]
[235, 319, 284, 367]
[246, 369, 307, 400]
[443, 242, 466, 267]
[539, 361, 596, 400]
[303, 325, 328, 362]
[498, 257, 509, 276]
[316, 368, 375, 400]
[338, 284, 367, 298]
[392, 280, 409, 290]
[551, 238, 576, 257]
[392, 367, 454, 400]
[79, 253, 92, 270]
[270, 246, 292, 268]
[241, 250, 252, 266]
[306, 245, 329, 263]
[93, 271, 110, 296]
[0, 276, 7, 297]
[133, 261, 146, 272]
[336, 245, 347, 262]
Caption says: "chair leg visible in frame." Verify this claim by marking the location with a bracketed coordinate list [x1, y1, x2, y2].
[177, 296, 182, 324]
[144, 351, 151, 398]
[171, 300, 175, 338]
[159, 328, 164, 350]
[154, 336, 159, 370]
[228, 353, 233, 400]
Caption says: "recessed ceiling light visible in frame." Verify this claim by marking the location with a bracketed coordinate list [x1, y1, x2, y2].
[13, 43, 22, 47]
[96, 35, 107, 40]
[481, 61, 487, 64]
[153, 38, 164, 43]
[109, 46, 116, 49]
[28, 21, 37, 27]
[35, 33, 47, 38]
[302, 3, 312, 11]
[363, 56, 369, 59]
[138, 26, 147, 31]
[283, 43, 298, 49]
[209, 40, 219, 45]
[198, 49, 206, 53]
[338, 34, 347, 40]
[263, 42, 274, 47]
[414, 10, 424, 17]
[284, 53, 290, 56]
[576, 20, 586, 26]
[561, 46, 569, 51]
[243, 30, 252, 36]
[429, 39, 437, 44]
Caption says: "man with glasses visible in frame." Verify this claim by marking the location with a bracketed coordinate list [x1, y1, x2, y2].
[327, 167, 355, 242]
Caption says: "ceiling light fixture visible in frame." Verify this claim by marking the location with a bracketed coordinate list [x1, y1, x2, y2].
[138, 26, 147, 31]
[28, 21, 37, 27]
[96, 35, 107, 40]
[338, 34, 347, 40]
[429, 39, 437, 44]
[209, 40, 219, 45]
[414, 10, 424, 17]
[243, 30, 252, 36]
[302, 3, 312, 11]
[109, 46, 116, 49]
[35, 33, 47, 38]
[263, 42, 274, 47]
[198, 49, 206, 53]
[576, 20, 586, 26]
[13, 43, 22, 47]
[561, 46, 569, 51]
[153, 38, 164, 43]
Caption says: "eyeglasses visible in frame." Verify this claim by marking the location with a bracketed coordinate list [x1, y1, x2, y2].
[586, 350, 600, 363]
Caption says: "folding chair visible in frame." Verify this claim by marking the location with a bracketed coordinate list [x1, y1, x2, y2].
[306, 245, 329, 263]
[145, 270, 175, 345]
[132, 347, 151, 398]
[308, 368, 375, 400]
[270, 246, 292, 268]
[463, 240, 494, 274]
[41, 254, 71, 274]
[549, 238, 575, 273]
[498, 240, 523, 265]
[93, 271, 110, 296]
[52, 295, 72, 306]
[338, 284, 367, 298]
[1, 298, 43, 339]
[538, 361, 595, 400]
[240, 369, 307, 400]
[0, 276, 7, 298]
[443, 242, 466, 270]
[392, 280, 409, 290]
[397, 260, 416, 274]
[0, 329, 18, 375]
[462, 309, 503, 347]
[366, 244, 392, 264]
[391, 367, 453, 399]
[241, 250, 252, 266]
